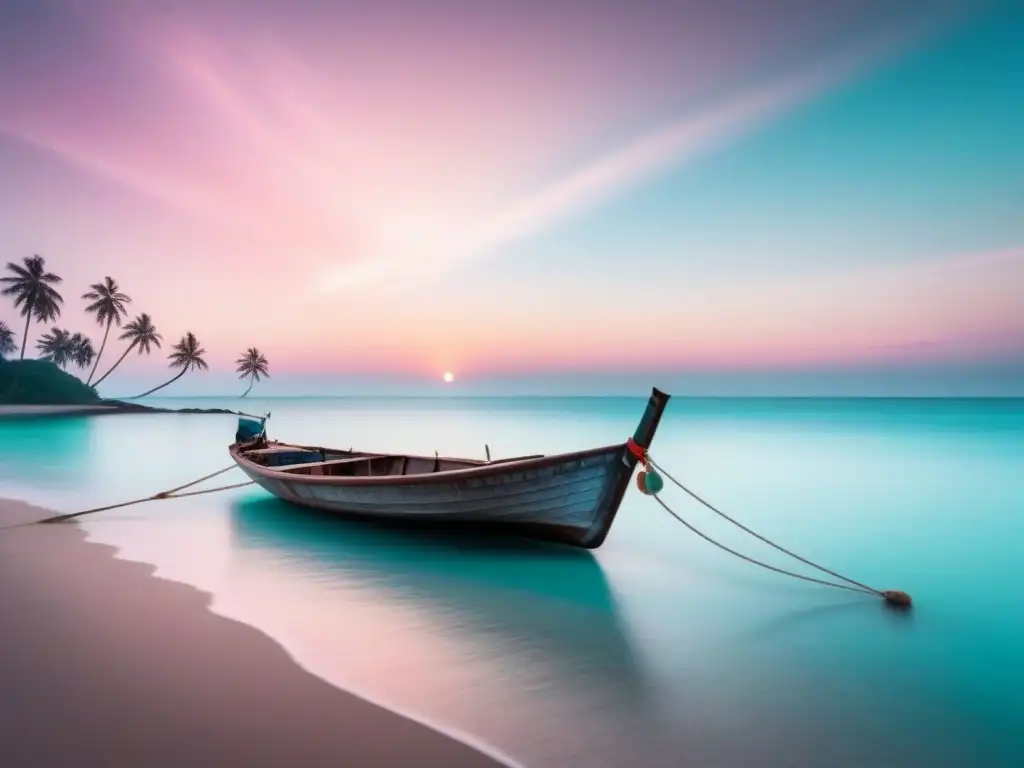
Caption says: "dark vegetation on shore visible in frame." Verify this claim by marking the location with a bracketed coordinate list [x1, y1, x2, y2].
[0, 255, 270, 406]
[0, 359, 100, 405]
[0, 360, 239, 413]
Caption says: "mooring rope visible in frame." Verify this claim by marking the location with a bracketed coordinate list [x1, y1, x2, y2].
[154, 480, 254, 501]
[231, 410, 269, 420]
[635, 447, 911, 607]
[1, 465, 254, 532]
[650, 495, 875, 597]
[647, 456, 884, 598]
[151, 465, 241, 500]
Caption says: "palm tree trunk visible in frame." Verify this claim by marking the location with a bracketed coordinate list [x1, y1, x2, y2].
[4, 301, 31, 398]
[93, 341, 137, 388]
[240, 377, 254, 397]
[131, 368, 188, 399]
[86, 319, 111, 385]
[18, 302, 32, 360]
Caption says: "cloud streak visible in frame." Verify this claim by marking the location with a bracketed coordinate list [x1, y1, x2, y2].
[0, 1, 951, 293]
[320, 14, 951, 290]
[0, 0, 1013, 391]
[446, 244, 1024, 373]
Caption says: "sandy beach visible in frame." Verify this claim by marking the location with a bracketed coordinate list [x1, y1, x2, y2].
[0, 498, 506, 768]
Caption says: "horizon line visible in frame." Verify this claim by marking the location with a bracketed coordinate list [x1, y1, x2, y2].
[117, 394, 1024, 401]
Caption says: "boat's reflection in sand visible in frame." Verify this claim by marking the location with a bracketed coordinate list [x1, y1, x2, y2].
[228, 496, 650, 705]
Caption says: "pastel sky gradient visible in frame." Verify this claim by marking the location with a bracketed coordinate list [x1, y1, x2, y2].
[1, 0, 1021, 396]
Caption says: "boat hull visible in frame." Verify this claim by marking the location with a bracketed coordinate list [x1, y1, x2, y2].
[233, 447, 628, 548]
[229, 387, 671, 549]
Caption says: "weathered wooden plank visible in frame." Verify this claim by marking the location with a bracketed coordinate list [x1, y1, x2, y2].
[229, 387, 673, 549]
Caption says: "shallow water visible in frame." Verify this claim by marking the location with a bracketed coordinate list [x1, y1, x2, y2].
[2, 396, 1022, 767]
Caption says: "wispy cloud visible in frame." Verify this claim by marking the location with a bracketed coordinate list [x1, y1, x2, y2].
[320, 16, 947, 291]
[450, 244, 1024, 372]
[3, 0, 1009, 387]
[661, 245, 1024, 367]
[0, 0, 962, 296]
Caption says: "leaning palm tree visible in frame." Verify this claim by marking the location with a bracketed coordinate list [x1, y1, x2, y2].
[0, 255, 63, 359]
[235, 347, 270, 397]
[0, 320, 16, 359]
[132, 331, 208, 398]
[36, 327, 74, 369]
[82, 276, 131, 385]
[92, 313, 162, 388]
[69, 333, 96, 372]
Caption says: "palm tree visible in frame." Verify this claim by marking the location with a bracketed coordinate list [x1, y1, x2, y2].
[69, 333, 96, 371]
[235, 347, 270, 397]
[0, 255, 63, 359]
[36, 328, 74, 369]
[0, 320, 16, 360]
[92, 313, 162, 388]
[82, 276, 131, 385]
[132, 331, 208, 398]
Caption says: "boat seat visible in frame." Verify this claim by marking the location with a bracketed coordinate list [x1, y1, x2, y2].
[277, 455, 379, 473]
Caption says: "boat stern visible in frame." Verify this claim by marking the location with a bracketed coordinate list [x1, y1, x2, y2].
[234, 413, 268, 444]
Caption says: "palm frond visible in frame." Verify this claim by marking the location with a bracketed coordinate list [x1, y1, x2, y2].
[168, 332, 208, 372]
[82, 276, 131, 327]
[69, 333, 96, 368]
[1, 255, 64, 320]
[119, 313, 162, 354]
[0, 320, 16, 357]
[235, 347, 270, 379]
[36, 327, 74, 369]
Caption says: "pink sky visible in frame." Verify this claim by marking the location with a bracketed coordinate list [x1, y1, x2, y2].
[0, 0, 1019, 395]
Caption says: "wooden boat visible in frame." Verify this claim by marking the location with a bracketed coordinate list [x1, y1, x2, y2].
[227, 387, 670, 549]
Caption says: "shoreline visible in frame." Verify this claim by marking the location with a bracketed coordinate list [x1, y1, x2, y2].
[0, 400, 242, 417]
[0, 497, 512, 768]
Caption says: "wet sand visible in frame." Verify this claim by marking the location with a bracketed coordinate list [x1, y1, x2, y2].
[0, 498, 508, 768]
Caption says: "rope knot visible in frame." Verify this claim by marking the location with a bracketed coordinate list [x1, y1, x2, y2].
[625, 437, 649, 467]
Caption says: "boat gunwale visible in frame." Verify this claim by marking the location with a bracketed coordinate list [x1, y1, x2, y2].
[229, 441, 626, 487]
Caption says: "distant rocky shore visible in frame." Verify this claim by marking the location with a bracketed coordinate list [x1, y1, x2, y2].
[0, 401, 241, 418]
[100, 400, 241, 416]
[0, 359, 242, 416]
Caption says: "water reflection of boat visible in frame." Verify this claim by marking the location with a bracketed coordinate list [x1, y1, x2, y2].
[228, 495, 650, 702]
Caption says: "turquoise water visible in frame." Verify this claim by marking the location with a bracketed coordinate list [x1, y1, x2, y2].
[1, 397, 1022, 767]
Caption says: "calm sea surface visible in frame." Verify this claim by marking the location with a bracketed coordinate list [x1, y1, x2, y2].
[2, 396, 1022, 767]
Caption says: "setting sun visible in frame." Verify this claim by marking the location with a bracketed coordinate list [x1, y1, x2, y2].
[443, 371, 455, 383]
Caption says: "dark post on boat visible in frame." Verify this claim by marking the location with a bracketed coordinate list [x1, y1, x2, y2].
[579, 387, 672, 549]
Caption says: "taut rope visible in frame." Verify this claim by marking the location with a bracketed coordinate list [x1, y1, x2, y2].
[650, 495, 875, 597]
[629, 440, 911, 607]
[1, 465, 254, 531]
[648, 457, 885, 598]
